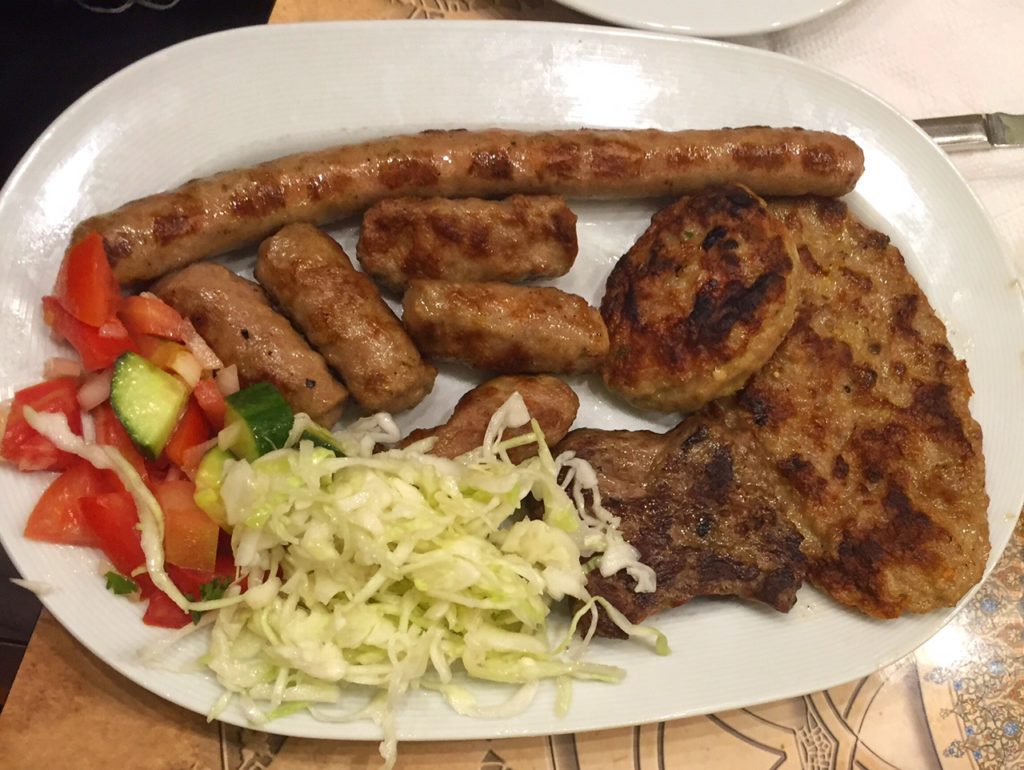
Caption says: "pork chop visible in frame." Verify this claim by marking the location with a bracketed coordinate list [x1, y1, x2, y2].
[558, 404, 807, 636]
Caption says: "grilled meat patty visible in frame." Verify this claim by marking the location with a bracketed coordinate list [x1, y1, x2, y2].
[558, 406, 807, 636]
[728, 196, 990, 618]
[601, 185, 802, 413]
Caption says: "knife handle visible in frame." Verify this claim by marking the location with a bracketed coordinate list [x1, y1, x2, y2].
[915, 114, 990, 152]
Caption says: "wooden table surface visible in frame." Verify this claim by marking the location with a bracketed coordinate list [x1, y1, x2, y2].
[1, 2, 1022, 768]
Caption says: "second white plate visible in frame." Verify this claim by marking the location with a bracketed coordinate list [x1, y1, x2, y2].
[556, 0, 853, 37]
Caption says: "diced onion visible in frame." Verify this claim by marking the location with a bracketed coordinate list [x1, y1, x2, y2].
[169, 349, 202, 389]
[180, 319, 223, 371]
[77, 370, 113, 411]
[217, 421, 243, 451]
[215, 364, 240, 396]
[43, 357, 83, 380]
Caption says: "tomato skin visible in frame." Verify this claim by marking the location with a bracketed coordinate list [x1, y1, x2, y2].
[43, 296, 137, 371]
[23, 461, 111, 546]
[53, 233, 121, 327]
[163, 399, 212, 471]
[80, 491, 144, 576]
[142, 590, 190, 629]
[192, 378, 227, 429]
[118, 294, 185, 341]
[151, 478, 218, 572]
[92, 402, 149, 482]
[0, 377, 83, 472]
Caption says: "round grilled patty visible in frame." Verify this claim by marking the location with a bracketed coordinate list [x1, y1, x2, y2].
[600, 184, 803, 413]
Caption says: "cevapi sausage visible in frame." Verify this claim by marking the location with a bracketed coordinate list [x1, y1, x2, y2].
[152, 262, 348, 425]
[400, 375, 580, 462]
[402, 279, 609, 375]
[74, 127, 865, 284]
[255, 224, 436, 413]
[356, 195, 578, 292]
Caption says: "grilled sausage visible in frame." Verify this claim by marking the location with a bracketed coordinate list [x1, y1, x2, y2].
[74, 127, 865, 284]
[400, 375, 580, 462]
[255, 224, 436, 413]
[152, 262, 348, 425]
[402, 279, 609, 374]
[356, 195, 578, 292]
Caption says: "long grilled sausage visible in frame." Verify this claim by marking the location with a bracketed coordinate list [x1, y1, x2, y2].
[400, 375, 580, 462]
[255, 224, 436, 413]
[152, 262, 348, 425]
[74, 127, 865, 284]
[356, 195, 578, 292]
[402, 279, 609, 375]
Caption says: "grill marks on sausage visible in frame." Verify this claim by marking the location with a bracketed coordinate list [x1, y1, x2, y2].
[377, 154, 440, 190]
[468, 149, 514, 180]
[229, 174, 286, 219]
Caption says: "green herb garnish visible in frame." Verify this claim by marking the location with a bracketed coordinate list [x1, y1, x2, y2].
[104, 571, 139, 596]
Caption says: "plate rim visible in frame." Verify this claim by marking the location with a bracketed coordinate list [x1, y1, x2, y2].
[1, 18, 1020, 742]
[552, 0, 853, 38]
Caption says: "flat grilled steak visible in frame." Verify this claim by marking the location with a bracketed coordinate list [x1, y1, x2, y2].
[558, 405, 807, 636]
[731, 197, 990, 617]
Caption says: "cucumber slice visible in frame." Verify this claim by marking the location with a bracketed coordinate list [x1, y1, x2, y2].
[223, 382, 293, 461]
[193, 447, 232, 530]
[110, 352, 190, 459]
[300, 422, 346, 456]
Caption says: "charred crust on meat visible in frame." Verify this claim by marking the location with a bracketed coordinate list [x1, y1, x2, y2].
[841, 267, 873, 291]
[851, 364, 878, 391]
[305, 378, 316, 389]
[701, 226, 728, 251]
[801, 144, 840, 175]
[240, 328, 250, 340]
[590, 138, 644, 178]
[687, 273, 784, 347]
[153, 211, 198, 244]
[230, 176, 286, 219]
[468, 150, 514, 180]
[777, 453, 826, 499]
[832, 455, 850, 480]
[540, 139, 582, 180]
[104, 235, 133, 262]
[797, 245, 825, 275]
[910, 381, 971, 450]
[681, 424, 710, 451]
[378, 156, 440, 189]
[891, 294, 920, 337]
[738, 389, 773, 426]
[730, 142, 790, 172]
[694, 446, 735, 505]
[696, 516, 713, 537]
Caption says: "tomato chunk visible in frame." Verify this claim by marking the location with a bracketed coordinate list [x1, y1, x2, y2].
[192, 378, 227, 429]
[163, 399, 212, 471]
[43, 296, 137, 371]
[92, 402, 149, 482]
[143, 590, 190, 629]
[53, 233, 121, 327]
[152, 478, 218, 572]
[1, 377, 83, 471]
[24, 460, 111, 546]
[118, 294, 185, 341]
[81, 490, 144, 576]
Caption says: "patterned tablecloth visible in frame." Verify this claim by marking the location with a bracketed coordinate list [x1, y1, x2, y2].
[1, 1, 1021, 768]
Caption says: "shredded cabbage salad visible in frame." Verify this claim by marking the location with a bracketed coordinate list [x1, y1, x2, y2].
[25, 395, 667, 769]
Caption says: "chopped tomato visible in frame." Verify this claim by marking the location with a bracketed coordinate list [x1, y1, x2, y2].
[142, 590, 190, 629]
[118, 294, 185, 341]
[151, 478, 218, 572]
[23, 460, 111, 546]
[53, 233, 121, 327]
[81, 490, 144, 576]
[93, 402, 149, 482]
[192, 378, 227, 429]
[163, 399, 212, 471]
[43, 296, 137, 371]
[0, 377, 83, 471]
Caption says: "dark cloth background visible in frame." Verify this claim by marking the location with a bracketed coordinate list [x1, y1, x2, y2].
[0, 0, 274, 658]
